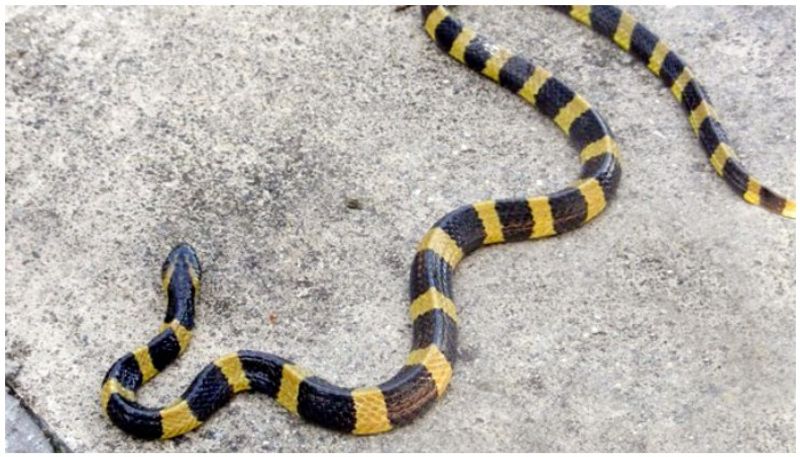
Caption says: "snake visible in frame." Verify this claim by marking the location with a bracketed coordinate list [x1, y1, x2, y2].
[101, 5, 795, 440]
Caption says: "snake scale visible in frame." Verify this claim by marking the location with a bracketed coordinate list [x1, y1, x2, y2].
[101, 6, 795, 440]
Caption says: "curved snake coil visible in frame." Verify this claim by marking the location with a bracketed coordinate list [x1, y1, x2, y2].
[101, 6, 794, 440]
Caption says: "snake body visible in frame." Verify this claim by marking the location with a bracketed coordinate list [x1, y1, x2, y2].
[102, 6, 794, 440]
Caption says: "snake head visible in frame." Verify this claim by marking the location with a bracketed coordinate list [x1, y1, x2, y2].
[162, 243, 202, 294]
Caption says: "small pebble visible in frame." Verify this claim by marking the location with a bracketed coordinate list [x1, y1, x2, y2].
[345, 198, 362, 210]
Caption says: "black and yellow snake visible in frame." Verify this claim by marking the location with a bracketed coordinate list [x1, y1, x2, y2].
[101, 6, 795, 439]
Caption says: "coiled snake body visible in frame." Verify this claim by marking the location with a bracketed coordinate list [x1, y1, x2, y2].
[102, 6, 794, 440]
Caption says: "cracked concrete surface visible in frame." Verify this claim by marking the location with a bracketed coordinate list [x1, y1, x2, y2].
[5, 389, 55, 453]
[4, 5, 795, 452]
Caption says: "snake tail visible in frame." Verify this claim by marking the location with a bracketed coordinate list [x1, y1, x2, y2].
[101, 6, 622, 439]
[550, 5, 795, 218]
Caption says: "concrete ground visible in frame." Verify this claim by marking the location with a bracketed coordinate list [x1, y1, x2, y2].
[5, 5, 795, 453]
[5, 389, 55, 452]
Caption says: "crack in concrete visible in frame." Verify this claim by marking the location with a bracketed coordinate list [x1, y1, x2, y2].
[6, 383, 72, 453]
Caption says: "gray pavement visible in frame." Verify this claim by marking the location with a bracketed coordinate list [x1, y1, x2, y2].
[5, 5, 795, 452]
[5, 389, 55, 453]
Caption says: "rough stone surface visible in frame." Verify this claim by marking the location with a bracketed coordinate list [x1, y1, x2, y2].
[5, 390, 55, 453]
[5, 5, 795, 452]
